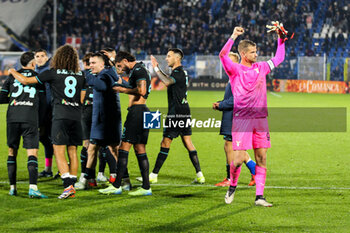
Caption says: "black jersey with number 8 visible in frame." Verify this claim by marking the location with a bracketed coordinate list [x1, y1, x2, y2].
[37, 69, 86, 121]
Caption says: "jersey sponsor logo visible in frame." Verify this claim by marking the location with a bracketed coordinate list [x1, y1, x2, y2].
[61, 99, 79, 106]
[143, 110, 161, 129]
[84, 100, 92, 105]
[10, 99, 33, 106]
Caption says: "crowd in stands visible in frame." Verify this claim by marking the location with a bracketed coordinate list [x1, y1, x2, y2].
[24, 0, 349, 80]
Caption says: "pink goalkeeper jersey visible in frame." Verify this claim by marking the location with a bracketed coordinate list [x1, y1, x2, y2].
[219, 38, 285, 119]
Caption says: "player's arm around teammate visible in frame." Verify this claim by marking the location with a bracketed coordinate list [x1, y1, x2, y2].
[99, 51, 152, 196]
[10, 45, 86, 199]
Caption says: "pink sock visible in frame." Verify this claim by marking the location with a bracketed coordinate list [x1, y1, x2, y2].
[45, 158, 52, 167]
[255, 165, 267, 196]
[229, 162, 241, 186]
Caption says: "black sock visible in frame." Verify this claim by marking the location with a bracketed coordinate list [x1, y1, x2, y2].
[226, 164, 230, 180]
[105, 147, 117, 174]
[228, 185, 236, 194]
[137, 153, 150, 190]
[123, 168, 129, 179]
[62, 178, 74, 188]
[27, 156, 38, 185]
[85, 167, 96, 179]
[7, 156, 16, 185]
[113, 149, 128, 188]
[98, 147, 107, 173]
[255, 195, 263, 200]
[152, 147, 169, 174]
[189, 150, 201, 173]
[80, 147, 87, 174]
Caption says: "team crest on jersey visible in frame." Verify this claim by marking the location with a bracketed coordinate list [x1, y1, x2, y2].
[236, 141, 241, 147]
[254, 68, 259, 74]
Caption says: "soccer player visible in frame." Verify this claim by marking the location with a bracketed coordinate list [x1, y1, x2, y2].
[0, 52, 47, 198]
[213, 52, 256, 187]
[78, 52, 116, 185]
[75, 52, 123, 190]
[34, 49, 55, 178]
[219, 26, 285, 207]
[9, 45, 86, 199]
[144, 49, 205, 184]
[99, 51, 152, 196]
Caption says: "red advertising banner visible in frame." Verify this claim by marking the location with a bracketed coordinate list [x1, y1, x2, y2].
[273, 79, 349, 94]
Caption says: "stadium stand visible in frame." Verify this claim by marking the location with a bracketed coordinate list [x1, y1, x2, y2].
[20, 0, 350, 80]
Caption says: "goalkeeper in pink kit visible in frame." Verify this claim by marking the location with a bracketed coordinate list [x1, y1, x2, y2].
[219, 23, 286, 207]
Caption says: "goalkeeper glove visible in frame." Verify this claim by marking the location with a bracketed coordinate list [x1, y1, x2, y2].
[266, 21, 294, 42]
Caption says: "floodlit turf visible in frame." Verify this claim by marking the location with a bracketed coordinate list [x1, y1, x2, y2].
[1, 91, 350, 232]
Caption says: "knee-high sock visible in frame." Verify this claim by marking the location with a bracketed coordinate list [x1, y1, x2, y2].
[112, 149, 128, 188]
[40, 133, 53, 160]
[189, 150, 201, 173]
[255, 166, 267, 196]
[85, 167, 96, 179]
[245, 159, 256, 175]
[122, 168, 129, 179]
[7, 156, 16, 185]
[104, 147, 117, 174]
[80, 147, 87, 174]
[137, 153, 150, 190]
[229, 162, 241, 187]
[27, 156, 38, 185]
[98, 147, 107, 173]
[152, 147, 169, 174]
[226, 164, 230, 180]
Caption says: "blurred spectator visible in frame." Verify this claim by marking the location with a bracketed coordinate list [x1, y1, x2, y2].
[332, 66, 343, 81]
[27, 0, 348, 60]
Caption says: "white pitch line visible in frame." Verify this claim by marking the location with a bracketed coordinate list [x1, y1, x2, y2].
[0, 180, 349, 190]
[151, 183, 350, 190]
[269, 92, 282, 98]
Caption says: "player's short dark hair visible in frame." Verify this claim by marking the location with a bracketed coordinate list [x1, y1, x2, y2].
[34, 49, 47, 55]
[238, 40, 256, 54]
[168, 48, 184, 60]
[92, 52, 111, 67]
[102, 47, 115, 53]
[115, 51, 136, 63]
[82, 52, 94, 65]
[20, 52, 35, 67]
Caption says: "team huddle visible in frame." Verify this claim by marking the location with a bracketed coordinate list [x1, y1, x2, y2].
[1, 23, 287, 207]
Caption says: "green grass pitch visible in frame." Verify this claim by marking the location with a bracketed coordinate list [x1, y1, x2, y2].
[1, 91, 350, 232]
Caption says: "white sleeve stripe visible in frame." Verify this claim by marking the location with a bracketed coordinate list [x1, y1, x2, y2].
[267, 60, 275, 71]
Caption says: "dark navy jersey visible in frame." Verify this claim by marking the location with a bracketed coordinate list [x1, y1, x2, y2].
[1, 69, 43, 125]
[167, 66, 190, 115]
[83, 85, 93, 106]
[37, 69, 86, 121]
[128, 62, 151, 99]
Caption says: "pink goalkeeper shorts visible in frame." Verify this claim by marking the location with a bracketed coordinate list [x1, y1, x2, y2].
[231, 117, 271, 150]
